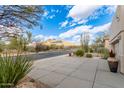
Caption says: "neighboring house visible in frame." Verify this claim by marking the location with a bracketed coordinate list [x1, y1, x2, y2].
[103, 36, 110, 49]
[28, 39, 77, 48]
[41, 39, 77, 48]
[41, 39, 63, 46]
[110, 6, 124, 73]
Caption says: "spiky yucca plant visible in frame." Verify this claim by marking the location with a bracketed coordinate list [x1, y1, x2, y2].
[0, 53, 33, 88]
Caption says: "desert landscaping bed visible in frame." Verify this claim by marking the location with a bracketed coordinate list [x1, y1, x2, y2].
[16, 76, 49, 88]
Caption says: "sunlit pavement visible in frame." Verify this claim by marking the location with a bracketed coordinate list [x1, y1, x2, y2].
[28, 55, 124, 88]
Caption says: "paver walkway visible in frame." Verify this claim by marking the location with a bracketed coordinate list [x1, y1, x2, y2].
[28, 55, 124, 88]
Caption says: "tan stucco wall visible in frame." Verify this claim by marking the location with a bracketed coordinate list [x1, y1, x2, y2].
[110, 6, 124, 73]
[110, 32, 124, 73]
[110, 6, 124, 41]
[119, 32, 124, 73]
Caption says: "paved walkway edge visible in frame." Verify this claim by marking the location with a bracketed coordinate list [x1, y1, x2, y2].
[34, 54, 68, 62]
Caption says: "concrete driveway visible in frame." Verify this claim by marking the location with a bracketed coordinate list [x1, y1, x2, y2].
[28, 55, 124, 88]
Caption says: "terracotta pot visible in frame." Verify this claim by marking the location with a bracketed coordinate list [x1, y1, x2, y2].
[108, 57, 118, 73]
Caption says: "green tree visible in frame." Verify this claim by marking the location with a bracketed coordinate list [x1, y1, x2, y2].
[0, 40, 5, 52]
[26, 31, 32, 43]
[20, 31, 32, 51]
[80, 32, 90, 53]
[9, 37, 19, 50]
[94, 36, 104, 54]
[0, 6, 44, 45]
[8, 36, 25, 51]
[0, 6, 44, 29]
[8, 31, 33, 52]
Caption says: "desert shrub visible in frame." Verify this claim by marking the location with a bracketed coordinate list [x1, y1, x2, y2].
[58, 45, 64, 49]
[27, 46, 35, 52]
[89, 48, 93, 53]
[75, 49, 84, 57]
[83, 45, 89, 53]
[0, 53, 32, 88]
[35, 43, 51, 52]
[86, 53, 93, 58]
[50, 44, 58, 49]
[0, 43, 5, 53]
[103, 49, 109, 59]
[35, 43, 42, 52]
[43, 45, 50, 51]
[0, 48, 3, 53]
[99, 48, 109, 59]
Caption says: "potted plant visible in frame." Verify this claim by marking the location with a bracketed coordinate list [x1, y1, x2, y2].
[107, 50, 118, 73]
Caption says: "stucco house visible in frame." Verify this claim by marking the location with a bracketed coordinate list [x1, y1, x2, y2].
[41, 39, 77, 48]
[28, 39, 77, 48]
[110, 6, 124, 73]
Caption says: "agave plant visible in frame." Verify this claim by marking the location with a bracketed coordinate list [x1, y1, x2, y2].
[0, 53, 33, 88]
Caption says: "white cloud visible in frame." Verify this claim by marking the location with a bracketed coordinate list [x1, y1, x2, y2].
[78, 19, 88, 25]
[33, 22, 111, 44]
[59, 5, 116, 28]
[59, 22, 111, 44]
[105, 5, 117, 14]
[33, 34, 58, 42]
[49, 15, 55, 19]
[51, 9, 60, 13]
[67, 5, 101, 21]
[60, 20, 68, 28]
[69, 22, 76, 27]
[89, 22, 111, 43]
[71, 35, 81, 45]
[72, 35, 80, 40]
[33, 23, 111, 45]
[33, 35, 45, 42]
[60, 5, 101, 28]
[43, 10, 56, 19]
[56, 9, 59, 13]
[59, 19, 88, 29]
[67, 19, 88, 28]
[91, 22, 111, 34]
[89, 5, 117, 20]
[43, 11, 49, 17]
[59, 25, 92, 39]
[45, 35, 58, 40]
[65, 5, 73, 10]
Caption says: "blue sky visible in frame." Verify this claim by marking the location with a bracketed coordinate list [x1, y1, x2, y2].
[32, 5, 117, 44]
